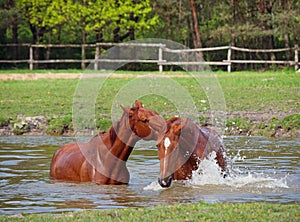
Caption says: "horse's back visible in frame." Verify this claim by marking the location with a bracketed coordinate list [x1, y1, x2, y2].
[49, 139, 129, 184]
[50, 142, 89, 181]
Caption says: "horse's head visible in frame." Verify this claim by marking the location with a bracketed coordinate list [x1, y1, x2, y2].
[157, 117, 197, 188]
[120, 100, 166, 141]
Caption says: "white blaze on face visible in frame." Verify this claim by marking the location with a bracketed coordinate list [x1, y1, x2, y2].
[162, 137, 171, 178]
[164, 137, 171, 149]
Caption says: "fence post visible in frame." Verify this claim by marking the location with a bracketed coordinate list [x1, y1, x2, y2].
[94, 43, 99, 70]
[295, 44, 299, 71]
[158, 45, 163, 72]
[227, 45, 232, 73]
[29, 45, 33, 70]
[81, 44, 86, 69]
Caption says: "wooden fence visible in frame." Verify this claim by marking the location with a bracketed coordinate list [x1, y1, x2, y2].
[0, 43, 299, 72]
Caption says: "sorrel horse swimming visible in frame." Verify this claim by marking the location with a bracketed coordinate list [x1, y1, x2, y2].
[50, 100, 165, 185]
[157, 117, 227, 188]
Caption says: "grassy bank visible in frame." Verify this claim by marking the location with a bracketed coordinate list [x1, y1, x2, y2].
[0, 70, 299, 136]
[1, 202, 299, 221]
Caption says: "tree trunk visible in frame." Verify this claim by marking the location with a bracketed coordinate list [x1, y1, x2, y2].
[282, 0, 290, 60]
[81, 16, 87, 69]
[284, 33, 290, 60]
[166, 0, 172, 39]
[46, 30, 52, 69]
[113, 27, 120, 43]
[96, 30, 103, 42]
[129, 11, 136, 41]
[12, 19, 18, 68]
[189, 0, 203, 57]
[257, 0, 276, 62]
[10, 0, 18, 68]
[29, 24, 45, 69]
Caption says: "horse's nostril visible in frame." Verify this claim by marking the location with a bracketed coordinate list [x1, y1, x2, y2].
[158, 177, 172, 188]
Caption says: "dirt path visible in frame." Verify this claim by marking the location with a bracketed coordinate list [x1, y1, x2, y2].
[0, 73, 83, 80]
[0, 73, 194, 80]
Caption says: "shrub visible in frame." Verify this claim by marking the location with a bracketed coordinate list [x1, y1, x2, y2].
[282, 114, 300, 130]
[46, 116, 73, 135]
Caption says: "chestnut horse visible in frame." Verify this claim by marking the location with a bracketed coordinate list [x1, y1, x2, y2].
[50, 100, 165, 185]
[157, 117, 227, 187]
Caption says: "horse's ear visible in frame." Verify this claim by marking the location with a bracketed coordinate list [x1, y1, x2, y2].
[120, 104, 129, 113]
[121, 105, 134, 118]
[181, 118, 189, 127]
[172, 118, 188, 135]
[134, 100, 144, 108]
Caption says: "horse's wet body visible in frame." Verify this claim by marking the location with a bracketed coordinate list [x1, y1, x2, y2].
[50, 133, 129, 184]
[157, 117, 227, 187]
[50, 101, 165, 185]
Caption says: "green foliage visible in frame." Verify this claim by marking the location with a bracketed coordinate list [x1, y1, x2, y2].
[13, 0, 158, 43]
[0, 5, 18, 30]
[226, 117, 254, 135]
[96, 118, 112, 132]
[225, 114, 300, 137]
[267, 116, 282, 130]
[282, 114, 300, 130]
[1, 0, 299, 71]
[46, 115, 73, 135]
[0, 0, 299, 49]
[0, 116, 7, 127]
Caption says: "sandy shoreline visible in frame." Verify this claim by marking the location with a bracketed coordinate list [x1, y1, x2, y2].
[0, 73, 195, 80]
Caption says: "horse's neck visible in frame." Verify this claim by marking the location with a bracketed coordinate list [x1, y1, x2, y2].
[107, 119, 139, 161]
[179, 120, 199, 154]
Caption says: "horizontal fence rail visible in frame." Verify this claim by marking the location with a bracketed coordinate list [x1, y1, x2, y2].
[0, 43, 299, 72]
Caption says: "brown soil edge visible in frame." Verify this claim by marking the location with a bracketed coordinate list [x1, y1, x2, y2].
[1, 111, 299, 137]
[0, 73, 299, 137]
[223, 111, 300, 138]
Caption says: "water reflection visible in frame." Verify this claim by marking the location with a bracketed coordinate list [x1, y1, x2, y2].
[0, 136, 299, 215]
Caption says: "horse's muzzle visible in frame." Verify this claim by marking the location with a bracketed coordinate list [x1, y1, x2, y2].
[158, 176, 172, 188]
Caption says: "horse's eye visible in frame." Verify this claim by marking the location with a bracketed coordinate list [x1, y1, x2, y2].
[156, 145, 161, 151]
[141, 119, 148, 123]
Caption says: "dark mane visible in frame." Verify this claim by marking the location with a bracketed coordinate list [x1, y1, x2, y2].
[95, 107, 131, 145]
[165, 117, 181, 133]
[175, 118, 199, 153]
[109, 121, 119, 146]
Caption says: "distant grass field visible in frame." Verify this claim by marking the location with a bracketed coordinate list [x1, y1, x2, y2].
[0, 69, 299, 135]
[1, 202, 299, 221]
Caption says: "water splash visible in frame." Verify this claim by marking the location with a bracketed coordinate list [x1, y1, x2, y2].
[185, 152, 224, 186]
[143, 181, 165, 191]
[226, 172, 289, 189]
[185, 151, 289, 189]
[143, 148, 289, 191]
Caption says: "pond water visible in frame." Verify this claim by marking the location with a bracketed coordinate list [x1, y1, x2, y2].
[0, 136, 299, 215]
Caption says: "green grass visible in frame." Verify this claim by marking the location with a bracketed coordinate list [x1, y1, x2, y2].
[0, 70, 299, 135]
[0, 79, 77, 119]
[216, 70, 300, 112]
[0, 202, 299, 221]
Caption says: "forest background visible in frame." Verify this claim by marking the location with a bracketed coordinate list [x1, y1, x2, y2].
[0, 0, 299, 70]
